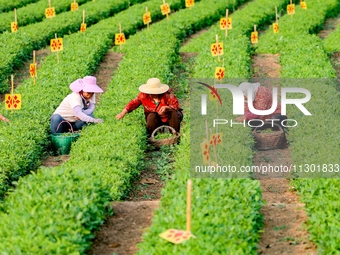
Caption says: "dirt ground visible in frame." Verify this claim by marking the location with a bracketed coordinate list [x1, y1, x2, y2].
[252, 54, 317, 255]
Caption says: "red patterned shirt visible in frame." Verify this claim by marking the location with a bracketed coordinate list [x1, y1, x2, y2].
[125, 89, 179, 122]
[244, 86, 281, 120]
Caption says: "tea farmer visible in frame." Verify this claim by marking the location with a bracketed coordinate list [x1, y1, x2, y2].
[0, 114, 9, 122]
[50, 76, 104, 134]
[116, 77, 183, 135]
[235, 82, 287, 126]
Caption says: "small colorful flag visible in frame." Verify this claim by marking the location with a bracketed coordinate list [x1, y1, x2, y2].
[50, 38, 63, 52]
[200, 138, 210, 165]
[287, 4, 295, 15]
[45, 7, 56, 18]
[214, 67, 225, 80]
[160, 3, 170, 15]
[115, 33, 126, 45]
[220, 18, 232, 30]
[80, 23, 87, 32]
[11, 22, 18, 33]
[210, 42, 223, 56]
[185, 0, 194, 8]
[209, 133, 222, 146]
[143, 12, 151, 25]
[300, 1, 307, 9]
[71, 2, 78, 11]
[29, 63, 37, 77]
[159, 229, 191, 244]
[5, 94, 21, 110]
[273, 23, 279, 33]
[251, 31, 258, 44]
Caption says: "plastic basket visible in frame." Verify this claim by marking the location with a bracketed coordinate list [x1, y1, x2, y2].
[252, 122, 286, 150]
[51, 121, 80, 155]
[148, 125, 180, 148]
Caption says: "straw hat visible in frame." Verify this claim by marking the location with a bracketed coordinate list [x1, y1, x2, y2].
[139, 78, 169, 94]
[70, 76, 103, 93]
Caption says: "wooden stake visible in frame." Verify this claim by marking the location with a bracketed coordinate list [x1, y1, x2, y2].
[82, 9, 85, 24]
[216, 34, 220, 62]
[55, 33, 59, 63]
[119, 23, 122, 51]
[11, 75, 14, 112]
[275, 6, 278, 23]
[225, 9, 229, 37]
[48, 0, 51, 8]
[14, 8, 17, 23]
[186, 179, 192, 233]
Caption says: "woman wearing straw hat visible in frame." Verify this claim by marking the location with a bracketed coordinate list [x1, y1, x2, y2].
[50, 76, 104, 134]
[116, 78, 183, 135]
[0, 114, 9, 122]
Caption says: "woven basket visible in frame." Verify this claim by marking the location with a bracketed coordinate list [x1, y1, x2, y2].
[252, 122, 286, 150]
[148, 125, 180, 148]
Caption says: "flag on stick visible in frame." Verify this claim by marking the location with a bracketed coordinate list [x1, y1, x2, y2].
[11, 8, 18, 33]
[159, 180, 195, 244]
[251, 25, 258, 44]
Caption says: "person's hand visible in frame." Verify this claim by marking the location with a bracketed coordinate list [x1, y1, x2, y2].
[0, 115, 9, 123]
[93, 118, 104, 123]
[116, 109, 127, 120]
[236, 115, 246, 122]
[116, 113, 124, 120]
[158, 106, 171, 115]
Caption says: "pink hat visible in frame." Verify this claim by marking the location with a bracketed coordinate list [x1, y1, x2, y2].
[70, 76, 103, 93]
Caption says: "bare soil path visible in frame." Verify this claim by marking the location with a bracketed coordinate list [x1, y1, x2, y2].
[252, 54, 317, 255]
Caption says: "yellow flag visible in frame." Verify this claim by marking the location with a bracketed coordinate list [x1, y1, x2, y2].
[29, 63, 37, 77]
[160, 3, 170, 15]
[71, 2, 78, 11]
[273, 23, 279, 33]
[210, 42, 224, 56]
[209, 133, 222, 146]
[214, 67, 225, 80]
[80, 23, 87, 32]
[5, 94, 21, 110]
[159, 229, 191, 244]
[300, 1, 307, 9]
[115, 33, 126, 45]
[185, 0, 194, 8]
[200, 138, 210, 165]
[50, 38, 63, 52]
[11, 22, 18, 33]
[287, 4, 295, 15]
[45, 7, 56, 18]
[143, 12, 151, 25]
[251, 31, 258, 44]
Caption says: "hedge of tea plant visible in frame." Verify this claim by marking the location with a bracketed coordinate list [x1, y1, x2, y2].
[0, 0, 147, 93]
[323, 24, 340, 53]
[0, 0, 92, 34]
[0, 0, 40, 13]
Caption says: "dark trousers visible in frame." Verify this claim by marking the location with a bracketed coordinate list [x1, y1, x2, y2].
[50, 114, 90, 134]
[146, 110, 183, 135]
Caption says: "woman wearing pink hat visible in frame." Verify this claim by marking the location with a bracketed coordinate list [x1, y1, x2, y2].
[116, 78, 183, 135]
[50, 76, 104, 134]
